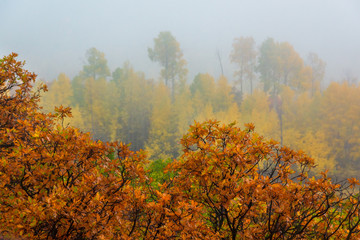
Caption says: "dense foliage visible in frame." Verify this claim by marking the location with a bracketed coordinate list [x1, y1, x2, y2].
[40, 34, 360, 179]
[1, 53, 360, 239]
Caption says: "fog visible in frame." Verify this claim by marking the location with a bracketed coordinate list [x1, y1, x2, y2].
[1, 0, 359, 83]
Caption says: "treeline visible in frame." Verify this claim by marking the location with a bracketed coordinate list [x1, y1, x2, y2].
[39, 32, 360, 178]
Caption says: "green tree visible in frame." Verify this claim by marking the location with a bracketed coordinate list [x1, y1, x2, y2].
[83, 47, 110, 80]
[148, 31, 187, 99]
[72, 48, 110, 108]
[256, 38, 279, 93]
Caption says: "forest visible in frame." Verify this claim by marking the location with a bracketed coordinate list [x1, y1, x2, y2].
[1, 30, 360, 239]
[39, 32, 360, 180]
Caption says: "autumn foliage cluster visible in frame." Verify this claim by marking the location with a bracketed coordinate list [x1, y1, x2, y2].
[40, 37, 360, 179]
[1, 53, 360, 239]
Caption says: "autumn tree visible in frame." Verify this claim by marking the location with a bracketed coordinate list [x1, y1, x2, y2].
[83, 76, 111, 140]
[168, 120, 360, 239]
[148, 31, 187, 99]
[230, 36, 257, 94]
[318, 82, 360, 178]
[173, 81, 194, 140]
[240, 90, 279, 140]
[256, 38, 279, 93]
[190, 73, 216, 117]
[38, 73, 87, 132]
[257, 38, 312, 94]
[109, 63, 153, 151]
[0, 53, 156, 239]
[307, 52, 326, 96]
[71, 48, 112, 140]
[276, 87, 336, 173]
[72, 47, 110, 107]
[39, 73, 73, 112]
[145, 82, 179, 160]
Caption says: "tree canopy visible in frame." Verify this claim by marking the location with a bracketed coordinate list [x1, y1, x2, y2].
[148, 31, 187, 98]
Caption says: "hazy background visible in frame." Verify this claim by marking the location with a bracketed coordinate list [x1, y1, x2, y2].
[1, 0, 359, 83]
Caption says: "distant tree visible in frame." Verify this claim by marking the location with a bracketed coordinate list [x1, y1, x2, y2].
[190, 73, 216, 116]
[257, 39, 311, 94]
[230, 37, 257, 94]
[71, 48, 111, 138]
[40, 73, 73, 113]
[72, 48, 110, 107]
[319, 82, 360, 177]
[83, 47, 110, 80]
[148, 31, 187, 99]
[256, 38, 279, 93]
[145, 82, 178, 160]
[83, 76, 110, 140]
[173, 82, 194, 145]
[307, 52, 326, 96]
[214, 75, 234, 113]
[109, 63, 152, 151]
[240, 90, 279, 140]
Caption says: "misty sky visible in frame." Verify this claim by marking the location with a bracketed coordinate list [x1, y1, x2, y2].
[1, 0, 359, 84]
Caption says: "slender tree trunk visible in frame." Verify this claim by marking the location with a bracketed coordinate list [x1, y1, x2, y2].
[217, 49, 224, 76]
[171, 76, 175, 102]
[250, 75, 253, 95]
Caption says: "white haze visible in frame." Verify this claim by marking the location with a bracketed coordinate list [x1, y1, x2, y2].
[1, 0, 359, 84]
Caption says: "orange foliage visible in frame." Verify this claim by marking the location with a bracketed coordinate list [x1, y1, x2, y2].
[1, 53, 360, 239]
[0, 54, 152, 239]
[168, 120, 360, 239]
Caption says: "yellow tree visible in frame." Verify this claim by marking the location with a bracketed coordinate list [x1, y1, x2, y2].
[109, 63, 153, 150]
[83, 76, 111, 141]
[230, 36, 257, 94]
[307, 52, 326, 96]
[284, 129, 336, 173]
[319, 82, 360, 177]
[145, 82, 178, 160]
[271, 86, 336, 173]
[257, 39, 312, 94]
[71, 48, 110, 109]
[173, 82, 194, 143]
[240, 90, 279, 140]
[190, 73, 216, 118]
[215, 102, 241, 125]
[40, 73, 73, 113]
[213, 75, 234, 113]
